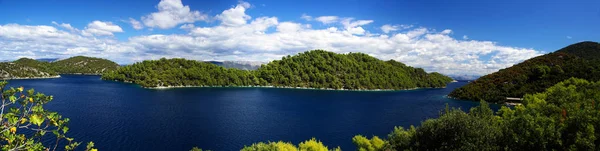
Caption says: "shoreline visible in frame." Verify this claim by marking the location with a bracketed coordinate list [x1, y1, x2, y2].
[1, 75, 61, 80]
[60, 73, 102, 76]
[142, 84, 445, 92]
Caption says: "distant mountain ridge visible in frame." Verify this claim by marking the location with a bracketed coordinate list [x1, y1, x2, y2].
[449, 41, 600, 102]
[36, 58, 60, 62]
[448, 74, 481, 81]
[205, 61, 265, 70]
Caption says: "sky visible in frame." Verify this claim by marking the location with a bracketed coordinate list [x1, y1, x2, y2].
[0, 0, 599, 76]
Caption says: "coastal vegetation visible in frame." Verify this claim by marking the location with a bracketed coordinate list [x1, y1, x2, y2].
[232, 78, 600, 150]
[0, 56, 119, 79]
[449, 41, 600, 102]
[0, 81, 96, 150]
[50, 56, 119, 75]
[102, 50, 453, 90]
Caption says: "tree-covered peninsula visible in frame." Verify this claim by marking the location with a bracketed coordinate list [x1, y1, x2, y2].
[101, 50, 453, 90]
[449, 41, 600, 103]
[0, 56, 119, 79]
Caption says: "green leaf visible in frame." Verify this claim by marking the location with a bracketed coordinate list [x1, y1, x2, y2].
[30, 114, 44, 126]
[9, 95, 17, 103]
[62, 126, 69, 134]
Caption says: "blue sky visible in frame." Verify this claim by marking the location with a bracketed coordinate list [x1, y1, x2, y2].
[0, 0, 598, 75]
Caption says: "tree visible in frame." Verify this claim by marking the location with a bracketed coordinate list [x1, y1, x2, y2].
[0, 81, 96, 151]
[240, 138, 340, 151]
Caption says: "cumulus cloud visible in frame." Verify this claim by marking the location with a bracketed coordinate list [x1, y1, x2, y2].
[340, 18, 373, 35]
[141, 0, 208, 29]
[179, 24, 195, 30]
[380, 24, 412, 33]
[463, 35, 469, 40]
[315, 16, 338, 24]
[300, 14, 312, 21]
[81, 21, 124, 36]
[0, 1, 543, 76]
[216, 1, 252, 27]
[129, 18, 144, 30]
[51, 21, 78, 32]
[0, 24, 136, 62]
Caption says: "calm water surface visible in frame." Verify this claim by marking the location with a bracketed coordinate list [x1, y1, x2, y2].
[6, 75, 493, 150]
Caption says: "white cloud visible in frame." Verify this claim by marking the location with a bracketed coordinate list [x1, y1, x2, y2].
[341, 18, 373, 35]
[300, 14, 312, 21]
[52, 21, 78, 32]
[81, 21, 123, 36]
[0, 24, 136, 62]
[381, 24, 412, 33]
[216, 1, 252, 27]
[179, 24, 195, 30]
[315, 16, 338, 24]
[129, 18, 144, 30]
[463, 35, 469, 40]
[0, 1, 543, 76]
[141, 0, 208, 29]
[440, 29, 452, 34]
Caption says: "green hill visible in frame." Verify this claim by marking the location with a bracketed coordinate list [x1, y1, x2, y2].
[0, 61, 58, 79]
[102, 50, 453, 89]
[448, 41, 600, 102]
[255, 50, 452, 89]
[50, 56, 119, 74]
[0, 56, 119, 79]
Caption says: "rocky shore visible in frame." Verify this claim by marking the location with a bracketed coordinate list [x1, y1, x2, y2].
[143, 84, 438, 91]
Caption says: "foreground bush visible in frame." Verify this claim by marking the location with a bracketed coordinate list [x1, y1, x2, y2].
[0, 81, 96, 151]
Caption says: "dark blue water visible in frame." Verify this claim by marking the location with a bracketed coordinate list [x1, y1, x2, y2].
[6, 75, 493, 150]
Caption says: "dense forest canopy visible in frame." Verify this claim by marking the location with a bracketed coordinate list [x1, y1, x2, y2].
[0, 56, 119, 79]
[449, 41, 600, 103]
[102, 50, 453, 90]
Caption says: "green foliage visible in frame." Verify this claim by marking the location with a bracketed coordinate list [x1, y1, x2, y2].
[0, 62, 58, 79]
[1, 56, 119, 79]
[256, 50, 453, 89]
[376, 78, 600, 151]
[102, 50, 453, 90]
[50, 56, 119, 74]
[101, 58, 256, 87]
[449, 41, 600, 103]
[352, 135, 386, 151]
[241, 138, 339, 151]
[190, 147, 209, 151]
[0, 81, 96, 151]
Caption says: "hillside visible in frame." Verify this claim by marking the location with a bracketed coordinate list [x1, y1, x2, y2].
[51, 56, 119, 74]
[0, 62, 58, 79]
[13, 58, 57, 74]
[102, 50, 453, 89]
[0, 56, 119, 79]
[256, 50, 452, 89]
[101, 58, 257, 87]
[448, 41, 600, 102]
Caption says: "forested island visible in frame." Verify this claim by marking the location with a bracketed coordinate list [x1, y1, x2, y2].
[101, 50, 453, 90]
[0, 56, 119, 79]
[449, 41, 600, 102]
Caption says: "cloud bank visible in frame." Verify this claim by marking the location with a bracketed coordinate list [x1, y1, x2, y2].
[0, 0, 543, 76]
